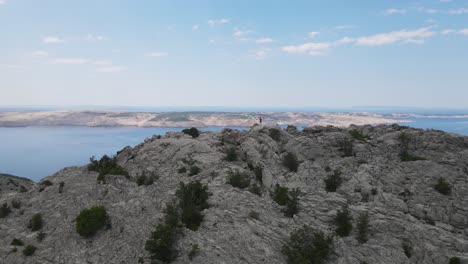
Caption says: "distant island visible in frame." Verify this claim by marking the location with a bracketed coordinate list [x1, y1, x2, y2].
[0, 110, 404, 128]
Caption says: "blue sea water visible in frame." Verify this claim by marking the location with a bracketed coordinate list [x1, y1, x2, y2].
[0, 117, 467, 181]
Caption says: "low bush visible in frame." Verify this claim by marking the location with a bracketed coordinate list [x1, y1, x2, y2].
[349, 130, 369, 141]
[272, 184, 290, 206]
[449, 257, 461, 264]
[178, 167, 187, 174]
[40, 180, 53, 186]
[88, 155, 129, 182]
[227, 170, 251, 189]
[356, 212, 370, 244]
[188, 244, 199, 261]
[37, 231, 46, 242]
[137, 172, 156, 186]
[76, 206, 109, 237]
[11, 238, 24, 246]
[29, 213, 43, 231]
[335, 206, 353, 237]
[402, 241, 412, 258]
[272, 184, 300, 217]
[282, 225, 334, 264]
[145, 204, 179, 263]
[399, 132, 424, 162]
[0, 203, 12, 218]
[224, 147, 238, 161]
[434, 178, 451, 195]
[324, 170, 343, 192]
[176, 181, 209, 231]
[269, 128, 281, 141]
[182, 127, 200, 138]
[23, 245, 37, 256]
[188, 166, 201, 176]
[283, 152, 299, 172]
[339, 137, 353, 157]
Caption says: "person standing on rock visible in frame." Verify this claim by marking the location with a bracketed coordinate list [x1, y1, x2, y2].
[259, 116, 263, 125]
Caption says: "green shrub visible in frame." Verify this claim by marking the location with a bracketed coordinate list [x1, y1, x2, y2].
[434, 178, 451, 195]
[11, 247, 18, 253]
[324, 170, 343, 192]
[188, 166, 201, 176]
[182, 127, 200, 138]
[23, 245, 36, 256]
[449, 257, 461, 264]
[224, 147, 238, 161]
[29, 213, 43, 231]
[400, 152, 425, 162]
[356, 212, 370, 244]
[0, 203, 12, 218]
[269, 128, 281, 141]
[188, 244, 199, 261]
[349, 130, 369, 141]
[284, 189, 300, 218]
[339, 137, 353, 157]
[11, 238, 24, 246]
[145, 204, 179, 263]
[282, 225, 334, 264]
[176, 181, 209, 231]
[286, 125, 298, 133]
[227, 170, 250, 189]
[249, 183, 262, 196]
[254, 166, 263, 183]
[399, 132, 424, 162]
[283, 152, 299, 172]
[402, 241, 412, 258]
[76, 206, 109, 237]
[272, 184, 290, 206]
[178, 167, 187, 174]
[88, 155, 129, 182]
[137, 172, 156, 186]
[37, 231, 46, 242]
[335, 206, 353, 237]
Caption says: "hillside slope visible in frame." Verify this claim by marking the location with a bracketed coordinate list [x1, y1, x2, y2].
[1, 125, 467, 264]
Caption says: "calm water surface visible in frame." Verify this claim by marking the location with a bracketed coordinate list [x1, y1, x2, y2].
[1, 118, 467, 181]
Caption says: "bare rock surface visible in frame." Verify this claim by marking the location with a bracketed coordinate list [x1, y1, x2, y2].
[1, 125, 467, 264]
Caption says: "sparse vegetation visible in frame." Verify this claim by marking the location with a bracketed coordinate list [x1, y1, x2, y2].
[324, 170, 343, 192]
[269, 128, 281, 141]
[449, 257, 461, 264]
[76, 206, 109, 237]
[339, 137, 353, 157]
[188, 166, 201, 176]
[399, 132, 424, 162]
[334, 206, 353, 237]
[283, 152, 299, 172]
[286, 125, 298, 133]
[402, 241, 413, 258]
[88, 155, 129, 182]
[0, 203, 12, 218]
[41, 179, 53, 186]
[227, 170, 250, 189]
[188, 244, 199, 261]
[37, 231, 46, 242]
[272, 184, 300, 217]
[349, 129, 369, 141]
[11, 238, 24, 246]
[137, 172, 156, 186]
[178, 167, 187, 174]
[356, 212, 370, 244]
[434, 178, 451, 195]
[29, 213, 43, 231]
[182, 127, 200, 138]
[272, 184, 290, 206]
[23, 245, 37, 256]
[282, 225, 334, 264]
[145, 204, 179, 263]
[176, 181, 209, 231]
[224, 147, 238, 161]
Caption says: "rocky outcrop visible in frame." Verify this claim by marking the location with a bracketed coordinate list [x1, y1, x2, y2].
[0, 125, 467, 264]
[0, 173, 33, 194]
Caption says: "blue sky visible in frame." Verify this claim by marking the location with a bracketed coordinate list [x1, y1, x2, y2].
[1, 0, 467, 108]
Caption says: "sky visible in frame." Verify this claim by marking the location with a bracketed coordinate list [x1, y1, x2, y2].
[0, 0, 468, 109]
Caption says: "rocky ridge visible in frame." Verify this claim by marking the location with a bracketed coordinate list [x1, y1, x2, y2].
[0, 124, 467, 264]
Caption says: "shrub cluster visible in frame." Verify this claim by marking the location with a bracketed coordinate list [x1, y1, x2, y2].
[11, 238, 24, 246]
[88, 155, 129, 182]
[434, 178, 451, 195]
[23, 245, 37, 256]
[339, 137, 353, 157]
[334, 206, 353, 237]
[324, 170, 343, 192]
[76, 206, 109, 237]
[272, 184, 300, 217]
[188, 244, 199, 261]
[137, 172, 156, 186]
[283, 152, 299, 172]
[282, 225, 334, 264]
[356, 212, 370, 244]
[182, 127, 200, 138]
[449, 257, 461, 264]
[176, 181, 210, 231]
[188, 166, 201, 176]
[145, 204, 179, 263]
[0, 203, 12, 218]
[224, 147, 238, 161]
[227, 170, 251, 189]
[349, 129, 369, 141]
[269, 128, 281, 141]
[399, 132, 424, 162]
[29, 213, 43, 232]
[40, 180, 53, 186]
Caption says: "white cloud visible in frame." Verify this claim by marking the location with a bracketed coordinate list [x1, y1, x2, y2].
[50, 58, 88, 65]
[353, 27, 435, 46]
[92, 60, 112, 66]
[335, 25, 355, 30]
[448, 8, 468, 14]
[42, 36, 65, 44]
[32, 50, 49, 57]
[233, 28, 253, 37]
[146, 52, 168, 57]
[254, 47, 273, 60]
[442, 28, 468, 35]
[282, 42, 334, 56]
[308, 32, 320, 38]
[192, 25, 199, 30]
[96, 66, 126, 73]
[385, 9, 407, 15]
[255, 38, 274, 43]
[86, 34, 108, 42]
[207, 18, 230, 26]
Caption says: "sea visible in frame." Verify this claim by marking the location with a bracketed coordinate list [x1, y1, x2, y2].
[1, 107, 467, 181]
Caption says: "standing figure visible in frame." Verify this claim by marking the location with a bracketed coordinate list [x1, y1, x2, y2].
[259, 116, 263, 125]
